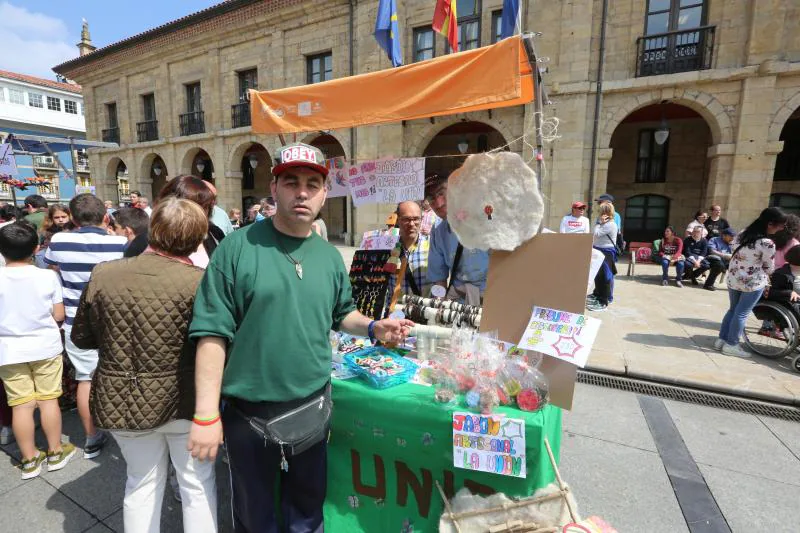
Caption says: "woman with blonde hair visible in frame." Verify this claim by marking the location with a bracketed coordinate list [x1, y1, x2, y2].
[587, 202, 619, 312]
[71, 197, 217, 533]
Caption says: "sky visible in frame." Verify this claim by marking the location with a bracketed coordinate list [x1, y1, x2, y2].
[0, 1, 221, 79]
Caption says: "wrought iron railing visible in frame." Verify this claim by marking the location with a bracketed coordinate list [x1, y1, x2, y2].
[231, 102, 251, 128]
[101, 127, 120, 144]
[136, 120, 159, 142]
[32, 155, 58, 169]
[179, 111, 205, 136]
[76, 155, 90, 172]
[636, 26, 716, 77]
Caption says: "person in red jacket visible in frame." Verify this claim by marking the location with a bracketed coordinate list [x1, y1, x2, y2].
[659, 226, 685, 287]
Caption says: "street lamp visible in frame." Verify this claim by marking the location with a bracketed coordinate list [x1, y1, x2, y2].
[654, 103, 670, 145]
[196, 160, 205, 173]
[457, 139, 469, 154]
[152, 163, 162, 176]
[249, 154, 258, 169]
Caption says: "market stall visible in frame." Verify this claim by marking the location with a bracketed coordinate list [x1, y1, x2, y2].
[249, 35, 600, 532]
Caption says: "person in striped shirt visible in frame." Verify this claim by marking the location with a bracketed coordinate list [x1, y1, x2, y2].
[45, 194, 127, 459]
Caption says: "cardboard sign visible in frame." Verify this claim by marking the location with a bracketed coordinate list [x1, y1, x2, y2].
[453, 412, 526, 478]
[518, 306, 600, 368]
[325, 157, 349, 198]
[0, 144, 19, 177]
[348, 158, 425, 207]
[360, 230, 399, 250]
[480, 233, 594, 410]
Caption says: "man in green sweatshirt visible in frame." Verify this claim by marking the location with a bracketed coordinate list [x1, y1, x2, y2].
[187, 142, 413, 532]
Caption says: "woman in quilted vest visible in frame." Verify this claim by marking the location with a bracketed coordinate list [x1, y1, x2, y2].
[70, 198, 217, 533]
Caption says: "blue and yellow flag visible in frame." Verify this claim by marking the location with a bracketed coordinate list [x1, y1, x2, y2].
[375, 0, 403, 67]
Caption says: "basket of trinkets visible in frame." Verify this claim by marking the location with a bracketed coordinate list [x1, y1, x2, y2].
[344, 346, 419, 389]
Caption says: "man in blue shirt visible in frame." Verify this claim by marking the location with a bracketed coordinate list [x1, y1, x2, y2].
[424, 174, 489, 305]
[704, 227, 735, 291]
[595, 193, 622, 230]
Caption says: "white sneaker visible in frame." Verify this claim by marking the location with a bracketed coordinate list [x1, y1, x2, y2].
[713, 338, 725, 351]
[722, 343, 752, 358]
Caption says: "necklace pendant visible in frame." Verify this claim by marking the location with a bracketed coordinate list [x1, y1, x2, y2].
[295, 263, 303, 280]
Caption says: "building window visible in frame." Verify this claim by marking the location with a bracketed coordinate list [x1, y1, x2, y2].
[770, 194, 800, 216]
[0, 87, 4, 103]
[47, 96, 61, 111]
[186, 83, 202, 113]
[774, 119, 800, 182]
[635, 129, 669, 183]
[8, 88, 24, 105]
[29, 93, 43, 108]
[491, 10, 503, 43]
[624, 194, 671, 242]
[80, 103, 84, 116]
[106, 102, 118, 129]
[645, 0, 705, 35]
[447, 0, 481, 52]
[307, 53, 333, 84]
[79, 175, 91, 187]
[237, 69, 258, 102]
[413, 27, 435, 62]
[142, 93, 156, 121]
[64, 100, 78, 114]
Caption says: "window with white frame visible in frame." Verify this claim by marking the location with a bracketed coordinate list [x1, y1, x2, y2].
[9, 88, 24, 105]
[0, 88, 4, 103]
[64, 100, 78, 114]
[29, 93, 43, 108]
[47, 96, 61, 111]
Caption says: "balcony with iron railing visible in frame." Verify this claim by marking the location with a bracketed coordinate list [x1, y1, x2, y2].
[102, 127, 120, 144]
[231, 102, 251, 128]
[76, 155, 90, 173]
[636, 26, 716, 78]
[179, 111, 205, 136]
[32, 155, 58, 169]
[137, 120, 159, 142]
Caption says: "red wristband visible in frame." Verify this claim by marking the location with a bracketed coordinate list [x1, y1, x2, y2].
[192, 416, 220, 426]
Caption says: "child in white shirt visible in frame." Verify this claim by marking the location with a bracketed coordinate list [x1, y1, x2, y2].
[0, 221, 76, 480]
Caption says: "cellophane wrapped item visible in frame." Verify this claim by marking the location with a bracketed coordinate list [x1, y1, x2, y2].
[499, 358, 550, 412]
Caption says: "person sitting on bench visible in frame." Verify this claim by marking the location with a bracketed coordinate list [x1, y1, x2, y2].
[704, 228, 736, 291]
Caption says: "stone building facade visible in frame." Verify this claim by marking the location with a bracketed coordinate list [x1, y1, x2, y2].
[53, 0, 800, 242]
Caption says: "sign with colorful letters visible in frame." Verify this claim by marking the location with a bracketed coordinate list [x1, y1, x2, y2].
[360, 230, 399, 250]
[452, 411, 526, 478]
[518, 306, 601, 368]
[348, 158, 425, 207]
[325, 157, 349, 198]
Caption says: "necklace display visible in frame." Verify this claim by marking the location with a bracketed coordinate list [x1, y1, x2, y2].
[275, 233, 304, 280]
[349, 250, 392, 320]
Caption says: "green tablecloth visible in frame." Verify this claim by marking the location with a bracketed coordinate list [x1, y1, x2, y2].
[324, 379, 563, 532]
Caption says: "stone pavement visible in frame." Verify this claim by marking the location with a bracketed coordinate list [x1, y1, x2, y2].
[588, 262, 800, 405]
[335, 245, 800, 405]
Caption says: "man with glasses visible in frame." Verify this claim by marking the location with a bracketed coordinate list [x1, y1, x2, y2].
[704, 204, 731, 239]
[425, 173, 489, 305]
[560, 201, 590, 234]
[386, 202, 431, 309]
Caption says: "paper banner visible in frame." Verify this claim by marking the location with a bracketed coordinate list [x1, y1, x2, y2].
[360, 230, 399, 250]
[518, 306, 600, 368]
[0, 144, 19, 177]
[348, 158, 425, 207]
[325, 157, 349, 198]
[453, 412, 526, 478]
[75, 185, 96, 195]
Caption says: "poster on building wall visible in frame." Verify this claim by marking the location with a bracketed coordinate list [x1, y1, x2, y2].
[325, 157, 349, 198]
[75, 186, 96, 195]
[348, 157, 425, 207]
[0, 144, 19, 177]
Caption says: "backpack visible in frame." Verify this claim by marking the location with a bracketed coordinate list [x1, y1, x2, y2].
[636, 246, 653, 263]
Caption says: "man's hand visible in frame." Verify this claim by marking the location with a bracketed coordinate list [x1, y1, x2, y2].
[373, 318, 415, 343]
[791, 291, 800, 302]
[187, 420, 224, 462]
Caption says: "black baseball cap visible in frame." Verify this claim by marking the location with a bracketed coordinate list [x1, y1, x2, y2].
[595, 193, 615, 203]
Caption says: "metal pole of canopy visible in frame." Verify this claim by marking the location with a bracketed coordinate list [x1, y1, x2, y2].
[522, 34, 546, 194]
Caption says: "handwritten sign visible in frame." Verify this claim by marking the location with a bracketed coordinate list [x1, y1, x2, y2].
[518, 306, 601, 368]
[75, 185, 96, 195]
[360, 230, 399, 250]
[325, 157, 349, 198]
[0, 144, 19, 177]
[348, 158, 425, 207]
[453, 412, 526, 478]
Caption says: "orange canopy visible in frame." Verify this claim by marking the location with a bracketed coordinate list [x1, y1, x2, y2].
[249, 36, 533, 134]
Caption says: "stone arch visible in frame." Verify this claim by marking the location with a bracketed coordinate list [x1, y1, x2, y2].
[769, 91, 800, 141]
[179, 145, 215, 176]
[300, 131, 350, 157]
[139, 152, 169, 198]
[105, 156, 127, 180]
[601, 90, 732, 148]
[227, 136, 280, 171]
[408, 115, 516, 158]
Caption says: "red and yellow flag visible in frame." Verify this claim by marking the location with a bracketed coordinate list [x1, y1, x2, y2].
[432, 0, 458, 53]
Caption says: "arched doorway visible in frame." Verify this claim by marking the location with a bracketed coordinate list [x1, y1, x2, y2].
[308, 134, 347, 242]
[237, 143, 272, 212]
[606, 102, 712, 240]
[107, 157, 129, 206]
[182, 148, 214, 183]
[141, 154, 168, 199]
[771, 106, 800, 201]
[422, 121, 507, 177]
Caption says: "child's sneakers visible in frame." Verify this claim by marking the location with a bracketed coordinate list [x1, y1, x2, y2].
[20, 451, 47, 480]
[47, 442, 76, 472]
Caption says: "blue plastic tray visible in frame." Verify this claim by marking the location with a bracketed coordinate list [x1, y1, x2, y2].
[344, 347, 419, 389]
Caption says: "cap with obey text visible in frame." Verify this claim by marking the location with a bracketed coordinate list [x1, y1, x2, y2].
[272, 142, 329, 177]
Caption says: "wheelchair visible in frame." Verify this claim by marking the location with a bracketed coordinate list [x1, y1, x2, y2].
[743, 300, 800, 372]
